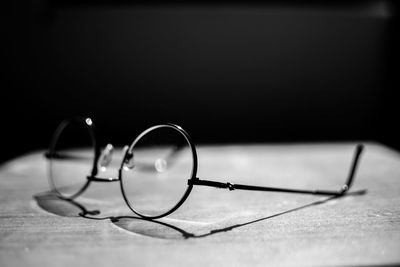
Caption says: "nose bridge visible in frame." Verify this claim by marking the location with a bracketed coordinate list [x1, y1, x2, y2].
[87, 143, 120, 182]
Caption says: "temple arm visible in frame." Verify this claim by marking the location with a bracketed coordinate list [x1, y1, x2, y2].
[189, 144, 364, 196]
[45, 144, 184, 170]
[44, 152, 91, 161]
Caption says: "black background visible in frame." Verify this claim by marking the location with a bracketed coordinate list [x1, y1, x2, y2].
[1, 0, 399, 163]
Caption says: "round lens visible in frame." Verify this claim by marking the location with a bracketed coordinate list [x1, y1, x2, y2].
[48, 118, 96, 199]
[121, 125, 196, 218]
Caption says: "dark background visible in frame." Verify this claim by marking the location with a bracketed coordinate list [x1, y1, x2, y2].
[1, 0, 399, 163]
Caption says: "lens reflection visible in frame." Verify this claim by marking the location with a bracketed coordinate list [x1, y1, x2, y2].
[121, 125, 194, 218]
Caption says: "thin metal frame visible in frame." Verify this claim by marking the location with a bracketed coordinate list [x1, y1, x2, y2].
[45, 116, 364, 219]
[47, 117, 98, 199]
[119, 124, 197, 219]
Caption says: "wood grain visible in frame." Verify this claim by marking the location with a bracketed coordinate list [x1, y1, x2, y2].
[1, 143, 399, 266]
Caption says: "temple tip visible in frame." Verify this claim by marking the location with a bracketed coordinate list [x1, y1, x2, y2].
[342, 144, 364, 193]
[356, 144, 365, 155]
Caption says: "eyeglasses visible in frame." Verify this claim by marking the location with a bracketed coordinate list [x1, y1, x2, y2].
[45, 117, 364, 219]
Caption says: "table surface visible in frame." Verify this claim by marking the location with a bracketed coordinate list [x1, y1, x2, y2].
[1, 143, 399, 267]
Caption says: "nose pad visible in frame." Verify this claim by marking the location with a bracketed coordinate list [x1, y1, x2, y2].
[98, 144, 114, 171]
[123, 149, 135, 170]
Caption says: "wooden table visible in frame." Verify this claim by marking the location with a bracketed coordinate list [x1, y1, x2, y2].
[1, 143, 399, 266]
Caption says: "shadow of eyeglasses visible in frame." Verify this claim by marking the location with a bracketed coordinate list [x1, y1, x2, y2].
[34, 189, 366, 240]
